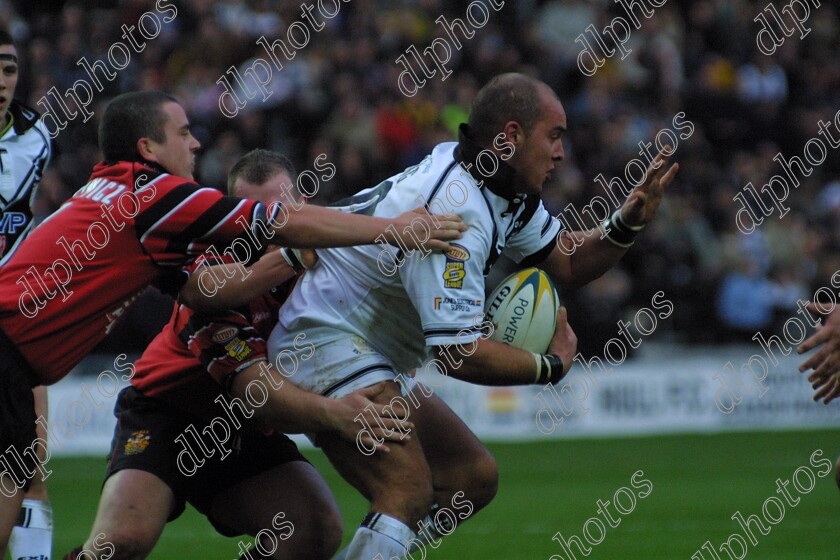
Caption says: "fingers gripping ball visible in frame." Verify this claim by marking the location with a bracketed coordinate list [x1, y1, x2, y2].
[485, 268, 560, 353]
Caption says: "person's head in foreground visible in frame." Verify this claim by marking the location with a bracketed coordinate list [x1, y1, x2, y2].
[99, 91, 201, 180]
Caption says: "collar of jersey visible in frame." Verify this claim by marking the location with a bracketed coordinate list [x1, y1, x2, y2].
[454, 123, 522, 202]
[99, 158, 170, 176]
[9, 100, 40, 135]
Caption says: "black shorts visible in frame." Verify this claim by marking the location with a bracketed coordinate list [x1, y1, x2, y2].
[106, 386, 307, 537]
[0, 329, 40, 496]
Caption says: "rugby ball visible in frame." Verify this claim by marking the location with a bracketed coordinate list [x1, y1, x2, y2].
[485, 268, 559, 353]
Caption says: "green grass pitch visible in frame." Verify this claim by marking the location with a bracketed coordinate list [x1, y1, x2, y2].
[48, 429, 840, 559]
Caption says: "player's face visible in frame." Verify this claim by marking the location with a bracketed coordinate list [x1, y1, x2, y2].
[0, 44, 19, 127]
[145, 102, 201, 180]
[233, 170, 297, 206]
[508, 90, 566, 195]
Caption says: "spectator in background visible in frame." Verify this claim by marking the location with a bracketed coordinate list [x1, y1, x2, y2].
[9, 0, 840, 355]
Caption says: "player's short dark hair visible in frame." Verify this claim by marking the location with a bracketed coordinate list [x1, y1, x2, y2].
[468, 73, 549, 146]
[227, 149, 297, 195]
[99, 91, 178, 162]
[0, 29, 15, 48]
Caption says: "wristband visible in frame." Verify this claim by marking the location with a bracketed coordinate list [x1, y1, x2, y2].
[533, 353, 566, 385]
[280, 247, 306, 273]
[602, 209, 644, 248]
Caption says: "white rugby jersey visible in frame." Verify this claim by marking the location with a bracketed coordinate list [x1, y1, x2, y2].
[275, 125, 562, 372]
[0, 100, 52, 265]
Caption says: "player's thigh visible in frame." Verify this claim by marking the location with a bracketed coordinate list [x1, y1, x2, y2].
[209, 461, 342, 559]
[318, 381, 434, 517]
[410, 382, 498, 510]
[26, 386, 48, 499]
[86, 469, 174, 560]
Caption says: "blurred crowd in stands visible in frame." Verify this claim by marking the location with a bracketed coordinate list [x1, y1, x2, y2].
[5, 0, 840, 356]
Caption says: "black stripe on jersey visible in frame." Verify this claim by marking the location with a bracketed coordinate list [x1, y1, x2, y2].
[322, 364, 395, 398]
[478, 189, 500, 275]
[540, 214, 554, 237]
[134, 180, 202, 237]
[163, 195, 247, 256]
[520, 238, 557, 268]
[1, 142, 48, 206]
[423, 326, 483, 337]
[424, 160, 459, 211]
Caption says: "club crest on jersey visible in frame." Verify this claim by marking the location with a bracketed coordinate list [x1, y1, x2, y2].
[442, 244, 469, 289]
[125, 430, 150, 455]
[224, 338, 253, 361]
[212, 326, 239, 344]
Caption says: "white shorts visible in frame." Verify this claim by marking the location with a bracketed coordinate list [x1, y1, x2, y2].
[268, 326, 403, 398]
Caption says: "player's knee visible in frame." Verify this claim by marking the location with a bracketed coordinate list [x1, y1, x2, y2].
[466, 450, 499, 512]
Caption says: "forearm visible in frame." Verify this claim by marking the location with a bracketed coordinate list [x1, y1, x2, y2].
[229, 362, 336, 433]
[179, 251, 295, 314]
[273, 205, 395, 249]
[435, 338, 542, 386]
[564, 229, 628, 288]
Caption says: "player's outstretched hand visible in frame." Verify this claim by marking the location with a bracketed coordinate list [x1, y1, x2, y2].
[330, 381, 414, 453]
[387, 207, 467, 252]
[620, 146, 679, 228]
[797, 301, 840, 403]
[547, 307, 577, 377]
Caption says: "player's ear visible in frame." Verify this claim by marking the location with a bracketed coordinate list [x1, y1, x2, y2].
[136, 137, 157, 162]
[502, 121, 524, 145]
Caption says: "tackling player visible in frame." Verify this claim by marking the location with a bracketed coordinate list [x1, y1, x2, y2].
[64, 150, 413, 560]
[0, 90, 464, 556]
[259, 73, 678, 559]
[0, 29, 55, 560]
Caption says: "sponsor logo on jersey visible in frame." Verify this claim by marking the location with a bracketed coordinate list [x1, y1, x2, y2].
[434, 296, 481, 311]
[444, 244, 470, 262]
[0, 212, 27, 234]
[443, 244, 469, 289]
[224, 338, 253, 361]
[212, 326, 239, 344]
[125, 430, 151, 455]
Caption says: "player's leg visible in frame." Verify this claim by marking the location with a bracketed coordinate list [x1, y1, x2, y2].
[10, 385, 53, 560]
[65, 387, 182, 560]
[208, 461, 343, 560]
[330, 382, 498, 560]
[318, 379, 434, 560]
[835, 454, 840, 491]
[410, 381, 498, 519]
[0, 491, 23, 556]
[266, 331, 435, 559]
[71, 469, 174, 560]
[0, 355, 39, 557]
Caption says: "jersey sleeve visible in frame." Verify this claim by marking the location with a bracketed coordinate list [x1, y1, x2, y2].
[132, 171, 281, 268]
[400, 212, 490, 349]
[503, 199, 563, 267]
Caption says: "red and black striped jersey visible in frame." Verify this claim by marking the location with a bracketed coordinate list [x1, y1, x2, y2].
[131, 254, 297, 421]
[0, 160, 279, 384]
